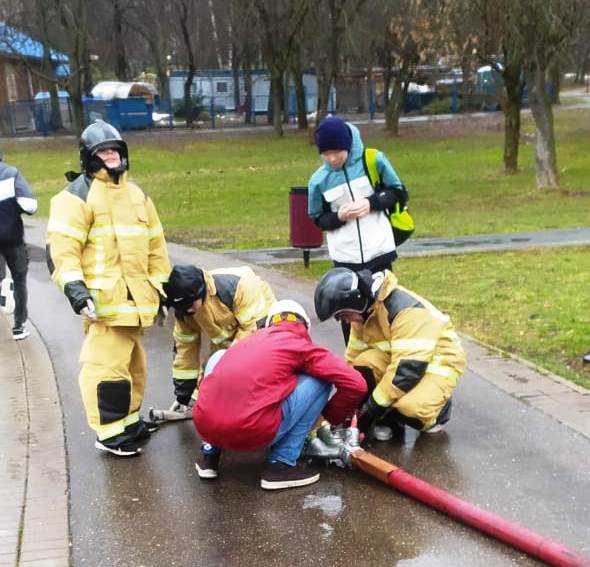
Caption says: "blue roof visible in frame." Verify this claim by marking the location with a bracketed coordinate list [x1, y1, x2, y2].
[0, 22, 69, 75]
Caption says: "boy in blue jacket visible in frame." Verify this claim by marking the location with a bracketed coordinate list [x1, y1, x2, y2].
[307, 116, 407, 274]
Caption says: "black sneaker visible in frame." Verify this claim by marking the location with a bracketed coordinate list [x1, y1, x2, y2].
[195, 447, 221, 479]
[12, 325, 30, 340]
[133, 419, 159, 442]
[583, 351, 590, 364]
[95, 439, 142, 457]
[260, 461, 320, 490]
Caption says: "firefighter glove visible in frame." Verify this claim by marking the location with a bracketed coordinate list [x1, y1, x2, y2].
[64, 280, 93, 315]
[358, 394, 389, 434]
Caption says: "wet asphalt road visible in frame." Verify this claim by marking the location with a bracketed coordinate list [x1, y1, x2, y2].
[25, 234, 590, 567]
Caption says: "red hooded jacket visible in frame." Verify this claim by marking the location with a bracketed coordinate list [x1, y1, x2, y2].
[194, 320, 366, 451]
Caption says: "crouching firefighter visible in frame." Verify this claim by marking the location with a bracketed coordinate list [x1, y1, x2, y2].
[150, 263, 276, 423]
[314, 267, 466, 439]
[46, 120, 170, 457]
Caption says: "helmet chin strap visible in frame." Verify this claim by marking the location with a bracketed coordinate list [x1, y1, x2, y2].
[104, 160, 128, 183]
[90, 156, 128, 182]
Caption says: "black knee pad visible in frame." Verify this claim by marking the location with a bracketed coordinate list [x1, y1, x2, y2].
[388, 407, 425, 431]
[97, 380, 131, 424]
[353, 366, 376, 391]
[436, 398, 453, 425]
[353, 366, 376, 405]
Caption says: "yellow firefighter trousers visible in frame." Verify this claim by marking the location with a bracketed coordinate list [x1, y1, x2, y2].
[353, 349, 456, 430]
[79, 323, 146, 441]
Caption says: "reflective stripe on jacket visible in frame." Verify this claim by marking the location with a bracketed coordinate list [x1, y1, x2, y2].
[345, 270, 466, 407]
[172, 266, 276, 380]
[46, 170, 170, 327]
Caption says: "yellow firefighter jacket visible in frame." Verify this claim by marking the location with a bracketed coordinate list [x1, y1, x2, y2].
[46, 169, 170, 327]
[172, 266, 276, 382]
[346, 270, 465, 408]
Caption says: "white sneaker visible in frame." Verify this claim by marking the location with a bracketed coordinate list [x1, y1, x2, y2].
[12, 326, 30, 340]
[95, 440, 142, 457]
[372, 425, 393, 441]
[424, 423, 445, 434]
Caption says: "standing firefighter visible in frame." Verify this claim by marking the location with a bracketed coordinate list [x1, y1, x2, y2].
[314, 267, 465, 439]
[46, 120, 170, 457]
[151, 264, 276, 422]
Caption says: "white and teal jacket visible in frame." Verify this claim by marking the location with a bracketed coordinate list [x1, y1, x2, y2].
[307, 122, 402, 268]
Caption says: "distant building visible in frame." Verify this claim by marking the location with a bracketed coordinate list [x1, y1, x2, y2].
[0, 22, 68, 106]
[168, 69, 335, 114]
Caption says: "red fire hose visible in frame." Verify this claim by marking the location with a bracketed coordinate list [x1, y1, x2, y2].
[350, 450, 590, 567]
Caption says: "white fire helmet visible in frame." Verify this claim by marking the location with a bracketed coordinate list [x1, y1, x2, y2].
[265, 299, 311, 329]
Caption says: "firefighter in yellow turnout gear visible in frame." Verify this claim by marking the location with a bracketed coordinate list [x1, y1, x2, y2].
[46, 120, 170, 457]
[314, 268, 465, 437]
[150, 264, 276, 423]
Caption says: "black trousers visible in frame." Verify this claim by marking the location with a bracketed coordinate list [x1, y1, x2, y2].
[0, 241, 29, 328]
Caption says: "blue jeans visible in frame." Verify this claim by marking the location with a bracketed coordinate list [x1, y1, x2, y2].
[201, 350, 331, 465]
[267, 374, 331, 466]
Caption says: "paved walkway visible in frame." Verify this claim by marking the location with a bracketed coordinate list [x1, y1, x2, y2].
[0, 221, 589, 565]
[0, 313, 68, 567]
[224, 226, 590, 265]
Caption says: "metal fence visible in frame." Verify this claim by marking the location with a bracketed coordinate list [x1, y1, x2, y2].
[0, 88, 504, 137]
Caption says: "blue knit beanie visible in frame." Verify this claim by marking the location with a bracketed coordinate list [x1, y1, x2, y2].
[315, 116, 352, 154]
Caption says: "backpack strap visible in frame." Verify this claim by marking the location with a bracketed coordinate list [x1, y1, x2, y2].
[362, 147, 380, 188]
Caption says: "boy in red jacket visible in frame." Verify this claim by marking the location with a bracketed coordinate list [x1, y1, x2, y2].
[193, 299, 367, 490]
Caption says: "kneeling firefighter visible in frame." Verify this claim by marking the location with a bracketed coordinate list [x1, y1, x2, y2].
[151, 263, 276, 422]
[46, 120, 170, 457]
[314, 267, 465, 438]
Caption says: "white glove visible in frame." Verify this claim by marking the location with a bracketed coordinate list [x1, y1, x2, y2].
[81, 299, 97, 320]
[155, 303, 168, 326]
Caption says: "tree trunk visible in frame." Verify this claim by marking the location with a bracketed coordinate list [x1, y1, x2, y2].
[113, 0, 129, 81]
[60, 0, 87, 134]
[271, 74, 283, 136]
[316, 74, 332, 123]
[549, 60, 560, 105]
[231, 43, 241, 111]
[575, 46, 590, 84]
[156, 64, 169, 104]
[282, 74, 289, 125]
[183, 65, 196, 127]
[385, 75, 404, 135]
[527, 69, 559, 188]
[36, 0, 62, 130]
[503, 96, 520, 173]
[293, 67, 308, 129]
[243, 48, 253, 124]
[502, 60, 524, 173]
[178, 1, 197, 127]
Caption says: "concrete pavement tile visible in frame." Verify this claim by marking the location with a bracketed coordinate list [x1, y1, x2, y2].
[0, 537, 18, 552]
[19, 538, 69, 553]
[20, 558, 69, 567]
[21, 530, 69, 546]
[0, 554, 17, 567]
[19, 547, 69, 562]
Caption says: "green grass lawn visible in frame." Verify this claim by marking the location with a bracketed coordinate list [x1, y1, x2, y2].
[278, 246, 590, 390]
[4, 106, 590, 250]
[3, 105, 589, 386]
